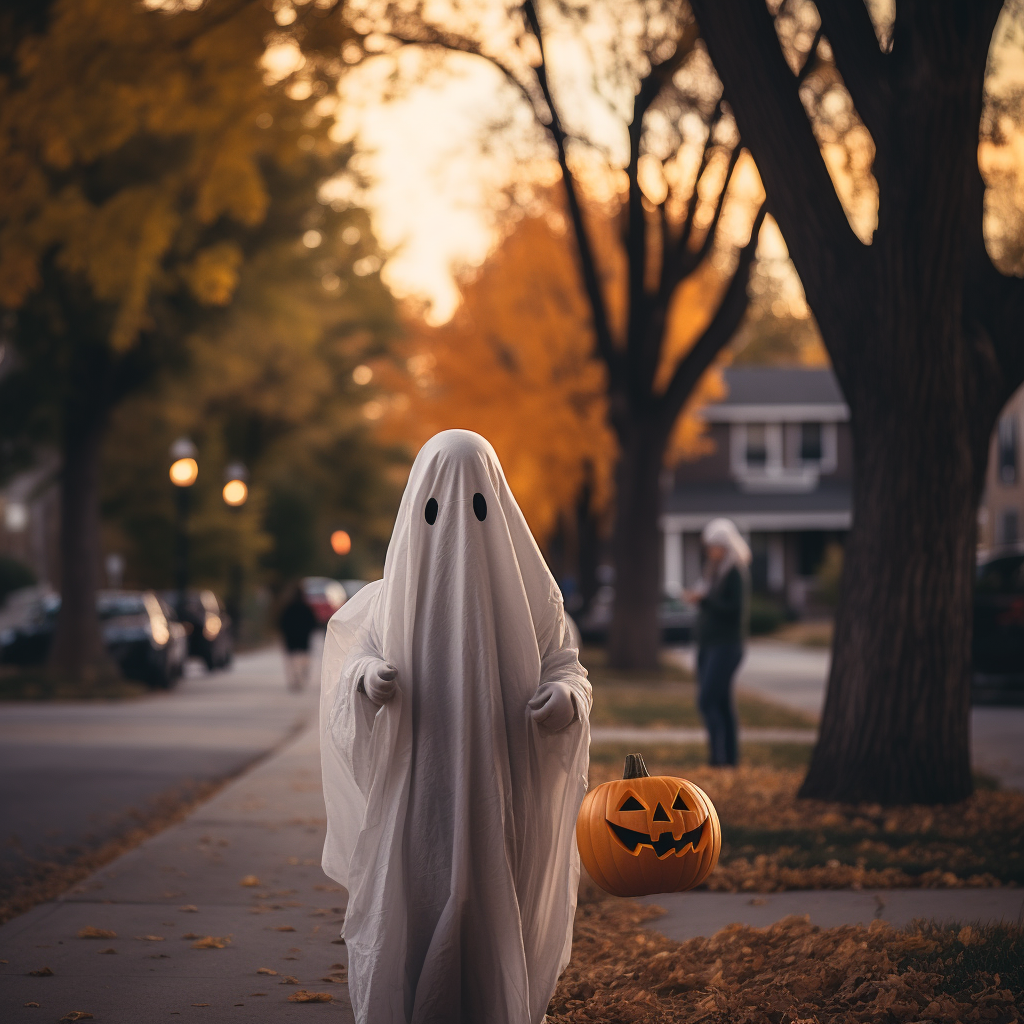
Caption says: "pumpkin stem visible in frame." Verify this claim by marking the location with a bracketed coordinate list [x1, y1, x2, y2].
[622, 753, 651, 780]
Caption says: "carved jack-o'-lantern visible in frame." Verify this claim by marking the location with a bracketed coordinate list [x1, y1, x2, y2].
[576, 753, 721, 897]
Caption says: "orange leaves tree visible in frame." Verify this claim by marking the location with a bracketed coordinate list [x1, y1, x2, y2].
[355, 0, 766, 667]
[0, 0, 351, 686]
[380, 209, 727, 598]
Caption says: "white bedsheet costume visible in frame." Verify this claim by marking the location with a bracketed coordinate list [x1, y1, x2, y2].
[320, 430, 592, 1024]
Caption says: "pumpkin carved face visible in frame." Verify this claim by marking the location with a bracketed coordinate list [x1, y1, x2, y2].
[576, 753, 721, 897]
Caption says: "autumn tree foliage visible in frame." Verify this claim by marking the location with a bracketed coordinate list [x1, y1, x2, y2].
[380, 207, 726, 587]
[690, 0, 1024, 803]
[101, 173, 400, 600]
[0, 0, 354, 687]
[348, 0, 766, 667]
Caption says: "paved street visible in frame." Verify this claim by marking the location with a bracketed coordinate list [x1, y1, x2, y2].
[0, 642, 322, 896]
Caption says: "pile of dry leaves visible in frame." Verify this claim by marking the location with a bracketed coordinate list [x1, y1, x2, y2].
[589, 763, 1024, 890]
[549, 883, 1023, 1023]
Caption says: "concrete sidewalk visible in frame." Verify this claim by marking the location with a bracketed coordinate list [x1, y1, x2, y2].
[0, 725, 352, 1023]
[3, 714, 1021, 1021]
[640, 888, 1024, 942]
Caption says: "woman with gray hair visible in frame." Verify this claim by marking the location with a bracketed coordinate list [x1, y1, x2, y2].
[684, 518, 751, 766]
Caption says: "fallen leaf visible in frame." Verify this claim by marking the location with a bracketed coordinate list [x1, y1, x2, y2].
[27, 967, 53, 977]
[279, 976, 299, 985]
[179, 905, 199, 913]
[191, 936, 231, 950]
[288, 991, 333, 1003]
[181, 932, 202, 940]
[77, 926, 117, 940]
[256, 967, 277, 975]
[135, 935, 164, 942]
[330, 963, 345, 970]
[191, 1003, 209, 1007]
[98, 948, 116, 955]
[240, 875, 261, 887]
[23, 1002, 40, 1008]
[275, 925, 296, 932]
[321, 976, 348, 984]
[60, 1014, 94, 1022]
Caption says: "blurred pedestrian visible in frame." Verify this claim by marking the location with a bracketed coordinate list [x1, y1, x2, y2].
[685, 518, 750, 766]
[279, 584, 317, 692]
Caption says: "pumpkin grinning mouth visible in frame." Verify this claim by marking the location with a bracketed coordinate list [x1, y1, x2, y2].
[606, 819, 705, 858]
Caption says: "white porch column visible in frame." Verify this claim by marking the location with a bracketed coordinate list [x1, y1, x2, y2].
[664, 527, 683, 597]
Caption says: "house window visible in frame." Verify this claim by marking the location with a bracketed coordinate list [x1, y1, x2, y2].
[998, 416, 1017, 485]
[745, 424, 767, 467]
[1003, 508, 1019, 546]
[799, 422, 823, 462]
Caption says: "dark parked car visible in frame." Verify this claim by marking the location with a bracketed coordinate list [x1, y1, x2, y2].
[165, 589, 233, 671]
[973, 554, 1024, 702]
[0, 588, 187, 688]
[576, 586, 697, 644]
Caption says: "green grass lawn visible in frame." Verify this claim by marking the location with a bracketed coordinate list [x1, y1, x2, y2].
[580, 646, 817, 730]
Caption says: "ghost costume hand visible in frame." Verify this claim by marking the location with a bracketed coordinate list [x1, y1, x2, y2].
[528, 680, 577, 733]
[358, 660, 398, 706]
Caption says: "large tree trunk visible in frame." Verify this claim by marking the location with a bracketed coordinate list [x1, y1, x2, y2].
[801, 390, 984, 803]
[48, 411, 111, 689]
[608, 418, 666, 670]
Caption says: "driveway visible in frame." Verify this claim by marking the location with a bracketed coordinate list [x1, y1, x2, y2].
[0, 641, 323, 895]
[673, 639, 1024, 790]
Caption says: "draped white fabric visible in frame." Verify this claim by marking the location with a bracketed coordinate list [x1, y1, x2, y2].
[320, 430, 592, 1024]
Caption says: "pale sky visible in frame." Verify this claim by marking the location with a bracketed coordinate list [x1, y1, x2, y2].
[328, 2, 1024, 326]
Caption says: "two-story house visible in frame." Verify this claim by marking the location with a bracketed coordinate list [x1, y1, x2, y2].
[662, 366, 852, 612]
[978, 381, 1024, 554]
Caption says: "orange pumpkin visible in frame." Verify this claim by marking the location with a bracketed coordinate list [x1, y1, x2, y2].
[576, 753, 721, 897]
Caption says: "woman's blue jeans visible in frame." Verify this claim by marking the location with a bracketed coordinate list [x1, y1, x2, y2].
[697, 642, 744, 766]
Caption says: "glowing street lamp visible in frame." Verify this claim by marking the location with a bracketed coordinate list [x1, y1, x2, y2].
[169, 437, 198, 488]
[223, 461, 249, 641]
[169, 438, 197, 617]
[222, 461, 249, 508]
[331, 529, 352, 556]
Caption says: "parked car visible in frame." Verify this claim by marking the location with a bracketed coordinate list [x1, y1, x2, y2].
[973, 554, 1024, 702]
[301, 576, 348, 625]
[163, 589, 233, 671]
[576, 586, 697, 644]
[0, 588, 60, 666]
[0, 588, 187, 688]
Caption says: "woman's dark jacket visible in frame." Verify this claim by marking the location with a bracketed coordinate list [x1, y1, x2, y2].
[696, 565, 749, 648]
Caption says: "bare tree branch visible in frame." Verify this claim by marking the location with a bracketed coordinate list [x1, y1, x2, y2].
[656, 203, 767, 432]
[520, 0, 620, 372]
[796, 25, 823, 86]
[689, 0, 869, 371]
[681, 140, 743, 279]
[813, 0, 890, 143]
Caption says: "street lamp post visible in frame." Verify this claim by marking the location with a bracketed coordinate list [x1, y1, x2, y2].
[169, 438, 198, 619]
[222, 461, 248, 641]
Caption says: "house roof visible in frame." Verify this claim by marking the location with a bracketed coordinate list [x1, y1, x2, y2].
[702, 367, 848, 422]
[720, 367, 844, 405]
[661, 480, 852, 532]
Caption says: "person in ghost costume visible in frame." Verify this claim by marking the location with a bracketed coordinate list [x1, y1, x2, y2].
[320, 430, 592, 1024]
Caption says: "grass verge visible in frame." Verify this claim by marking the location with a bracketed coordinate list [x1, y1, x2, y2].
[0, 666, 147, 701]
[588, 759, 1024, 890]
[581, 647, 817, 730]
[550, 882, 1023, 1022]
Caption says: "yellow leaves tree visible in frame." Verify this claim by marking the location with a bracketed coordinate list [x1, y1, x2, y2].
[0, 0, 351, 686]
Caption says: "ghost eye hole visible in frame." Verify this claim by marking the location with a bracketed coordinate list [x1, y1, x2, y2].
[424, 498, 438, 525]
[473, 492, 487, 521]
[672, 792, 689, 811]
[618, 795, 644, 811]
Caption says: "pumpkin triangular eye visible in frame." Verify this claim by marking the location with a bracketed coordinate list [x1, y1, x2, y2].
[652, 802, 670, 821]
[618, 795, 644, 811]
[672, 792, 689, 811]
